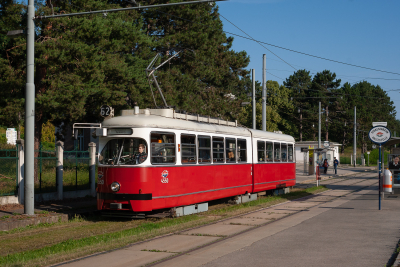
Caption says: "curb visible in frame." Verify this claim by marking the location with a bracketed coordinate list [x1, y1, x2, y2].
[0, 214, 68, 231]
[394, 254, 400, 267]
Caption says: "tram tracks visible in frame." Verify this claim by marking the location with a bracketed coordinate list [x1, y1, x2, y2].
[141, 173, 379, 266]
[56, 172, 378, 267]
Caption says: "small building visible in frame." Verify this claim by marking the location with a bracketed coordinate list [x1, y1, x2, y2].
[295, 141, 341, 167]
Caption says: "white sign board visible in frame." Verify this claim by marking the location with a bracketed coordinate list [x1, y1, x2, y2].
[368, 126, 391, 144]
[6, 128, 17, 145]
[372, 122, 387, 127]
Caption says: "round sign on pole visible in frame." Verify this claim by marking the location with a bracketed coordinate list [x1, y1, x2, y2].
[100, 105, 113, 118]
[368, 126, 391, 144]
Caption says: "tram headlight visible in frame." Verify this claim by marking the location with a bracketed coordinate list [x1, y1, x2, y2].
[110, 182, 120, 192]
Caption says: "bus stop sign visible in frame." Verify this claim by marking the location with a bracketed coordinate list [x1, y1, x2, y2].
[368, 126, 391, 144]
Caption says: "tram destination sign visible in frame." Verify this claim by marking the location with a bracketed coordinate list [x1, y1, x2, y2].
[368, 126, 391, 144]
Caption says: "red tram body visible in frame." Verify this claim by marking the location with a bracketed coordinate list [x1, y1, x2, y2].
[96, 108, 295, 215]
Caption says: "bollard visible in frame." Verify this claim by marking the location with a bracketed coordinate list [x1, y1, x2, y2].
[16, 140, 25, 204]
[56, 141, 64, 200]
[89, 142, 96, 197]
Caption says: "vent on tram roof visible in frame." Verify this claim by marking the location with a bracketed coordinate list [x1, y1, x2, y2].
[121, 107, 237, 127]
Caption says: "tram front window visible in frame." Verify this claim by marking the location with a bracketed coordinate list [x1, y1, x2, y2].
[99, 138, 148, 165]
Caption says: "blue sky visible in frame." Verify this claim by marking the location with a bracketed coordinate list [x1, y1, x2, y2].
[217, 0, 400, 119]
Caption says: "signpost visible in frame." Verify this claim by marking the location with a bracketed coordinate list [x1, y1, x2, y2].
[6, 128, 17, 145]
[368, 124, 391, 210]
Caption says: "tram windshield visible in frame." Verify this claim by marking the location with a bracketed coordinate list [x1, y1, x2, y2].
[99, 138, 148, 165]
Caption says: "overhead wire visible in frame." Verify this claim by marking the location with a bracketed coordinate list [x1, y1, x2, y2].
[155, 5, 400, 76]
[219, 14, 297, 71]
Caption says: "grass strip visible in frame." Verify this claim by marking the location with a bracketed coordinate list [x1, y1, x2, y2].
[0, 214, 205, 266]
[0, 185, 327, 266]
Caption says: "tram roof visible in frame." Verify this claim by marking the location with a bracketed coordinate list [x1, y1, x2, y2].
[102, 112, 294, 143]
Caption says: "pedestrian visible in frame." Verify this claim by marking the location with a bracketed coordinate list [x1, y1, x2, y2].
[333, 157, 339, 175]
[323, 159, 329, 174]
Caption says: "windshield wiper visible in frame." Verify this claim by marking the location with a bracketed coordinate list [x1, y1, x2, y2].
[117, 144, 124, 165]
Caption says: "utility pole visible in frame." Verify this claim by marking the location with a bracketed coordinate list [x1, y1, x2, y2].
[325, 105, 329, 141]
[25, 0, 35, 215]
[262, 54, 266, 131]
[299, 109, 303, 142]
[22, 0, 223, 215]
[252, 69, 256, 130]
[354, 106, 356, 167]
[318, 102, 321, 149]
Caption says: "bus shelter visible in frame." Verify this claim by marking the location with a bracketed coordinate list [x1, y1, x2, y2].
[302, 147, 326, 175]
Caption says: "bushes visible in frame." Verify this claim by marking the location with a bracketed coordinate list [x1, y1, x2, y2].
[364, 148, 390, 165]
[0, 134, 6, 144]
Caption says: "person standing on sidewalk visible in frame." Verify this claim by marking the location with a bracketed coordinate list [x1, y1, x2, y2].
[323, 159, 329, 174]
[333, 157, 339, 175]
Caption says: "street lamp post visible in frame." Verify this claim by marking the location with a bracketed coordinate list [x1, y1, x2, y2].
[24, 0, 35, 215]
[354, 106, 356, 167]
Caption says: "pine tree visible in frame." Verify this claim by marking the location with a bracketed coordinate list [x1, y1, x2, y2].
[0, 0, 154, 149]
[137, 0, 250, 120]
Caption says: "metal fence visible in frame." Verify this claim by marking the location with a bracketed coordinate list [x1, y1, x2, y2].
[64, 146, 91, 191]
[35, 145, 57, 193]
[0, 147, 18, 196]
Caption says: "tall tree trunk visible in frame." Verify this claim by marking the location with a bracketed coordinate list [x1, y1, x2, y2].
[341, 129, 346, 154]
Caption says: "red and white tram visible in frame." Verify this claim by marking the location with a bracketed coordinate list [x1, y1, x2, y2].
[96, 108, 295, 217]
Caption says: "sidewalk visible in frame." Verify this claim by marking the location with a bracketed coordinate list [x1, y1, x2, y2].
[295, 163, 376, 185]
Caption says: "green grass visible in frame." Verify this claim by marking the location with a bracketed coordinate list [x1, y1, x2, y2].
[0, 214, 203, 266]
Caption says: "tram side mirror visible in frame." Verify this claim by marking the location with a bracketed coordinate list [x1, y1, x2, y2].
[91, 130, 98, 139]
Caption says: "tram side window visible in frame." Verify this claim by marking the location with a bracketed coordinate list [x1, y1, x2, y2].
[198, 136, 211, 163]
[181, 134, 196, 164]
[281, 143, 287, 162]
[266, 142, 273, 162]
[288, 144, 294, 162]
[237, 139, 247, 162]
[99, 138, 148, 165]
[226, 138, 236, 163]
[257, 141, 265, 162]
[274, 142, 281, 162]
[213, 137, 224, 163]
[150, 132, 176, 164]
